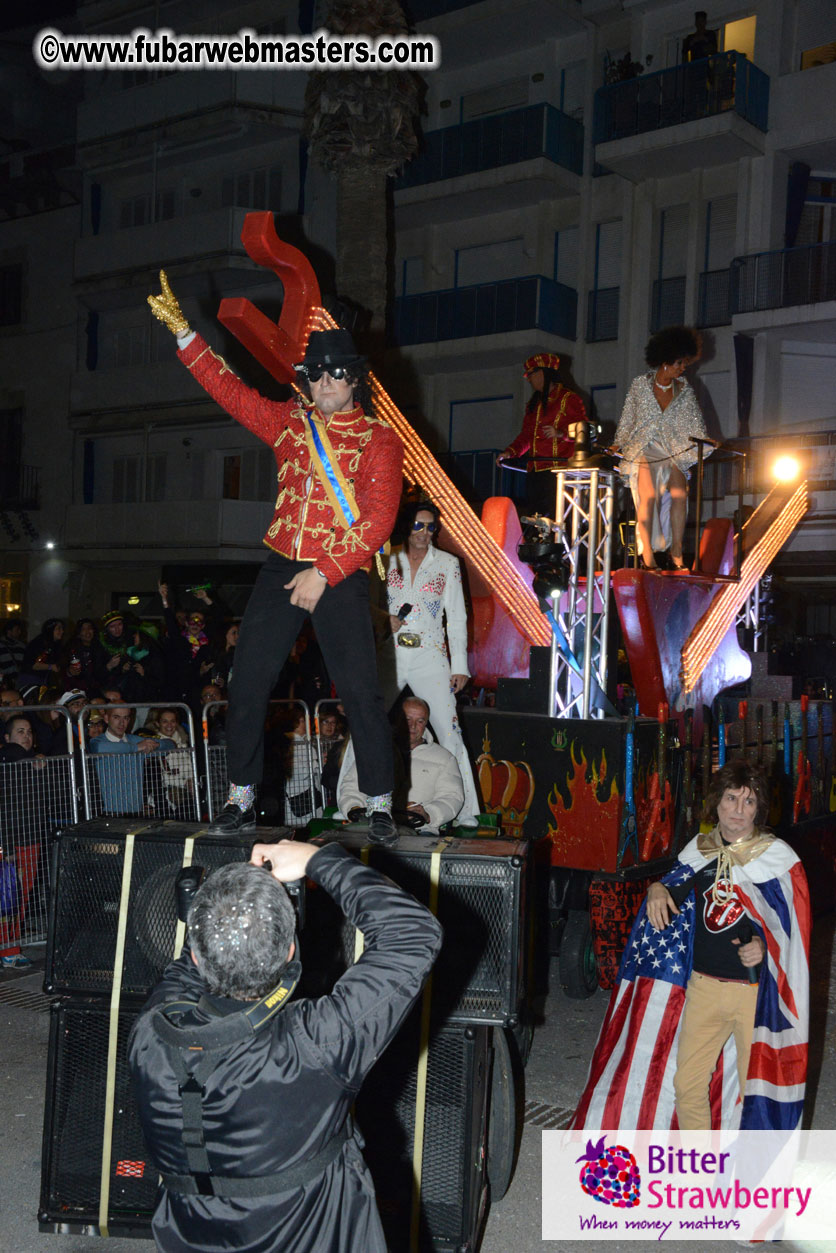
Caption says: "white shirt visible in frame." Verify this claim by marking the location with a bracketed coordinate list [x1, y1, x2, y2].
[380, 544, 469, 674]
[337, 731, 464, 831]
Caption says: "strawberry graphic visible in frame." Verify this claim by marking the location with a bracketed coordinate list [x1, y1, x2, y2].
[576, 1136, 640, 1207]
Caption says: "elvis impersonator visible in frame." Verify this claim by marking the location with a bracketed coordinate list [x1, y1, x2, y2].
[149, 273, 403, 846]
[377, 500, 482, 824]
[128, 838, 442, 1252]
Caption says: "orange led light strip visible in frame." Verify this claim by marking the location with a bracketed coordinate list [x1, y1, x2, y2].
[680, 482, 808, 694]
[307, 308, 552, 648]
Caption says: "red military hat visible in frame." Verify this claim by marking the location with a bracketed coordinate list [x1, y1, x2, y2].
[524, 352, 560, 376]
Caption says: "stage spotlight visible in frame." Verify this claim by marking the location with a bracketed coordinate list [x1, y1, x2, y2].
[517, 516, 569, 605]
[771, 454, 801, 484]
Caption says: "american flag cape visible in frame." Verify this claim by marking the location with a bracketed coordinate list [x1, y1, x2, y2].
[572, 833, 810, 1131]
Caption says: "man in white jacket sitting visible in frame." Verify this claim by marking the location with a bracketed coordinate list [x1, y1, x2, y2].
[337, 698, 464, 834]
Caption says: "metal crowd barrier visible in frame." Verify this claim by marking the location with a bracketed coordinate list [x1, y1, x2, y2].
[0, 705, 78, 947]
[203, 699, 322, 828]
[314, 698, 346, 808]
[78, 702, 201, 823]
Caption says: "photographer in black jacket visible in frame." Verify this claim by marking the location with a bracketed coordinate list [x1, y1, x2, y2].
[128, 839, 442, 1253]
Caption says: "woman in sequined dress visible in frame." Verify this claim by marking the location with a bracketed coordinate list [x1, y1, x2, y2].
[613, 326, 707, 570]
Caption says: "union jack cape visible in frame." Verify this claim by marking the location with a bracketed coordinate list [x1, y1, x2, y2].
[573, 831, 810, 1130]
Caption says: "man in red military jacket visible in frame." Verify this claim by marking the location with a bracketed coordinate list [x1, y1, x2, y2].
[497, 352, 587, 515]
[149, 272, 403, 844]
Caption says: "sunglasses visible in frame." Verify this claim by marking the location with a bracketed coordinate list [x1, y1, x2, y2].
[412, 520, 439, 533]
[298, 366, 352, 383]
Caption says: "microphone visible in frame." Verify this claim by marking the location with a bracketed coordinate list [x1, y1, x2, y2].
[738, 922, 761, 984]
[397, 603, 413, 620]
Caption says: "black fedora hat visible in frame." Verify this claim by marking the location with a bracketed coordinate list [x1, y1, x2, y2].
[294, 329, 366, 373]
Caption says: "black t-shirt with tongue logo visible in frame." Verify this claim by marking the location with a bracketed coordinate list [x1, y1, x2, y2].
[668, 862, 752, 980]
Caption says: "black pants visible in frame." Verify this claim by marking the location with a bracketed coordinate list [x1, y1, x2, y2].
[227, 554, 393, 797]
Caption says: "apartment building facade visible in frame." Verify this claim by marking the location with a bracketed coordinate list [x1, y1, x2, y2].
[1, 0, 834, 633]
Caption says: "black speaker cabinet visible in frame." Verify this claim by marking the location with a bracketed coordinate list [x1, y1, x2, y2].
[39, 998, 490, 1251]
[302, 830, 528, 1026]
[39, 999, 157, 1236]
[357, 1011, 490, 1253]
[44, 819, 287, 998]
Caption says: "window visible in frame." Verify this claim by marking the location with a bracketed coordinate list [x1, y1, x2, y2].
[666, 14, 756, 65]
[401, 256, 424, 297]
[223, 454, 241, 501]
[221, 167, 281, 211]
[587, 221, 621, 342]
[651, 204, 688, 329]
[558, 63, 585, 118]
[589, 385, 619, 432]
[0, 409, 23, 500]
[112, 456, 141, 504]
[699, 196, 736, 327]
[118, 190, 176, 228]
[703, 196, 737, 269]
[449, 395, 515, 452]
[448, 395, 517, 500]
[554, 227, 579, 288]
[222, 450, 273, 500]
[112, 453, 167, 503]
[722, 16, 756, 62]
[114, 325, 148, 369]
[797, 177, 836, 245]
[461, 78, 528, 122]
[0, 265, 23, 326]
[146, 454, 167, 503]
[455, 238, 525, 288]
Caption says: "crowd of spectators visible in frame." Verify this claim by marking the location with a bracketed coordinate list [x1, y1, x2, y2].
[0, 576, 477, 971]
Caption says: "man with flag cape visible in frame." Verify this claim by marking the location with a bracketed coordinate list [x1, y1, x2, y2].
[573, 759, 810, 1131]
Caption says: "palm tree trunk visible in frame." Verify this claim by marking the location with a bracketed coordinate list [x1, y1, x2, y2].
[336, 166, 389, 357]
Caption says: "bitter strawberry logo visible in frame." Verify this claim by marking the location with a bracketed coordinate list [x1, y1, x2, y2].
[576, 1136, 641, 1207]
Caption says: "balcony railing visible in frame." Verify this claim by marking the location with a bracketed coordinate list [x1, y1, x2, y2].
[593, 52, 769, 145]
[445, 449, 527, 503]
[650, 275, 686, 332]
[0, 464, 40, 510]
[730, 241, 836, 314]
[393, 275, 577, 346]
[396, 102, 583, 190]
[697, 268, 732, 327]
[586, 286, 620, 342]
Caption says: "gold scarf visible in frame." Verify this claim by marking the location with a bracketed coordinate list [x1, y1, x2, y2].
[696, 825, 775, 906]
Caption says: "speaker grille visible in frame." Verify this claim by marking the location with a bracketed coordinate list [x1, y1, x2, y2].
[40, 1000, 157, 1228]
[45, 820, 264, 997]
[304, 834, 527, 1024]
[40, 1003, 488, 1249]
[358, 1013, 489, 1249]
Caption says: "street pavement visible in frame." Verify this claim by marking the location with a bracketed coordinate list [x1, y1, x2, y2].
[3, 912, 836, 1253]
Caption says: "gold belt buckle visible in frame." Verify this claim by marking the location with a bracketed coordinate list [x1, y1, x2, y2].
[397, 631, 421, 649]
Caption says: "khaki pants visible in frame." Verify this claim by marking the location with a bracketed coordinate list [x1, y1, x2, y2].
[674, 971, 759, 1129]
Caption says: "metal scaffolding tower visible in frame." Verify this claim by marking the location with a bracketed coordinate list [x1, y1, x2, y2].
[548, 466, 616, 719]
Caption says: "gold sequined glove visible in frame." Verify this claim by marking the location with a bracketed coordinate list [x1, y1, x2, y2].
[147, 269, 190, 336]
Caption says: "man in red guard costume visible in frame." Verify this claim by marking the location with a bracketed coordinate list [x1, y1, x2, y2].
[149, 272, 403, 845]
[497, 352, 587, 515]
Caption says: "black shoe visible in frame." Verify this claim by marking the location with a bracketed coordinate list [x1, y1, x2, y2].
[208, 804, 257, 835]
[367, 811, 398, 848]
